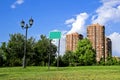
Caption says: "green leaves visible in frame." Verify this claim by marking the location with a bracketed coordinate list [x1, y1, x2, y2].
[0, 34, 57, 67]
[75, 38, 96, 65]
[33, 35, 57, 66]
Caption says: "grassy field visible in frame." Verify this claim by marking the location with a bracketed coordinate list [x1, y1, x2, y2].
[0, 66, 120, 80]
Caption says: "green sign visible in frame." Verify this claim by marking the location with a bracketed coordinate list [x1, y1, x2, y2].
[49, 31, 61, 39]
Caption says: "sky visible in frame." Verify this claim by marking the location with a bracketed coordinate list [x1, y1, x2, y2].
[0, 0, 120, 56]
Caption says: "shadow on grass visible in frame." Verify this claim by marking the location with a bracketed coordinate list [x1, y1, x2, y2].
[0, 74, 8, 77]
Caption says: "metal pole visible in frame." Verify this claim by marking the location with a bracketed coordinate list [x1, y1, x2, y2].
[23, 27, 28, 68]
[48, 52, 50, 70]
[48, 40, 51, 70]
[57, 39, 60, 68]
[21, 18, 33, 68]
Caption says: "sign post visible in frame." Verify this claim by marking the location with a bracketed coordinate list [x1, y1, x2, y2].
[49, 31, 61, 70]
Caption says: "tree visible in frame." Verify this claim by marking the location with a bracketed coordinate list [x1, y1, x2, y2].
[53, 55, 66, 67]
[6, 33, 25, 66]
[62, 50, 76, 66]
[0, 49, 5, 66]
[106, 56, 118, 65]
[2, 33, 35, 66]
[75, 38, 96, 65]
[0, 34, 57, 67]
[34, 35, 57, 66]
[0, 42, 7, 66]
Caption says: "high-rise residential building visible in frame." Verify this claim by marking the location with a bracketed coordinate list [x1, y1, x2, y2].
[66, 32, 83, 51]
[87, 23, 105, 62]
[105, 37, 112, 59]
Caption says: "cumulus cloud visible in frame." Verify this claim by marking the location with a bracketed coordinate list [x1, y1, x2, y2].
[108, 32, 120, 56]
[11, 0, 24, 9]
[66, 13, 89, 34]
[92, 0, 120, 25]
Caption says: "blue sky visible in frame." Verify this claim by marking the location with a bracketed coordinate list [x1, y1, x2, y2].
[0, 0, 120, 56]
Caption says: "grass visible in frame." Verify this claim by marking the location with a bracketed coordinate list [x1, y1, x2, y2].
[0, 66, 120, 80]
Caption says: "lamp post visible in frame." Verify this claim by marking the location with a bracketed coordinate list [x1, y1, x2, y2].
[20, 18, 34, 68]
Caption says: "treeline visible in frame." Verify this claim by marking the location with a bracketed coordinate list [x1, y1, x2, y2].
[0, 33, 57, 67]
[0, 33, 120, 67]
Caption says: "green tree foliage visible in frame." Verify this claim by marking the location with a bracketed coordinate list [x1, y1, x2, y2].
[0, 33, 57, 67]
[53, 55, 65, 67]
[53, 51, 77, 67]
[75, 38, 96, 65]
[33, 35, 57, 66]
[105, 56, 119, 65]
[98, 53, 120, 66]
[62, 51, 76, 66]
[0, 49, 5, 66]
[6, 33, 25, 66]
[0, 33, 35, 66]
[0, 42, 7, 66]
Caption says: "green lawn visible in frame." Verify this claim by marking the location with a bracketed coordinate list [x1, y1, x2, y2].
[0, 66, 120, 80]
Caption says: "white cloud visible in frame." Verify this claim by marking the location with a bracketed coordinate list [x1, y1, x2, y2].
[16, 0, 24, 4]
[66, 12, 89, 34]
[92, 0, 120, 25]
[11, 0, 24, 9]
[65, 18, 75, 25]
[108, 32, 120, 56]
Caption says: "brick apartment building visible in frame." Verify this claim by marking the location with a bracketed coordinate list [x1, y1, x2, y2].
[66, 32, 83, 51]
[105, 37, 112, 59]
[87, 23, 112, 62]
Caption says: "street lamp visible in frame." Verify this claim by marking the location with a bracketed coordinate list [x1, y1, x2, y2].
[20, 18, 34, 68]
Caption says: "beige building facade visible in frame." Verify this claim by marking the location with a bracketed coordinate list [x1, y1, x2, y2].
[87, 23, 112, 62]
[66, 32, 83, 51]
[105, 37, 112, 59]
[87, 23, 105, 62]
